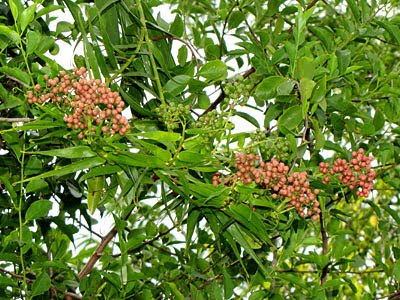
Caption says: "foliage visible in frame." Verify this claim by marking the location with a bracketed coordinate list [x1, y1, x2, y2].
[1, 0, 400, 299]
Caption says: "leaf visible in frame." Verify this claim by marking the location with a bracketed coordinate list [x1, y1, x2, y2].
[25, 200, 52, 221]
[336, 49, 351, 74]
[133, 131, 181, 142]
[278, 105, 303, 133]
[177, 45, 188, 66]
[255, 76, 285, 101]
[87, 176, 105, 214]
[299, 78, 316, 101]
[382, 205, 400, 225]
[376, 20, 400, 43]
[0, 66, 29, 86]
[26, 179, 48, 193]
[26, 30, 40, 54]
[228, 11, 246, 30]
[296, 56, 315, 80]
[19, 157, 106, 183]
[346, 0, 360, 21]
[170, 15, 184, 37]
[0, 276, 16, 286]
[311, 75, 326, 104]
[106, 152, 166, 168]
[198, 60, 228, 81]
[373, 108, 385, 132]
[394, 260, 400, 281]
[198, 94, 210, 109]
[31, 273, 51, 296]
[30, 146, 97, 159]
[276, 273, 306, 289]
[17, 120, 64, 130]
[19, 4, 36, 33]
[0, 25, 20, 44]
[223, 269, 234, 299]
[35, 5, 64, 19]
[309, 27, 333, 51]
[235, 111, 259, 128]
[164, 75, 191, 96]
[186, 209, 200, 253]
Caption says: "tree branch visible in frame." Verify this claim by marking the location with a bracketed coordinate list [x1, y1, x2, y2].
[0, 117, 33, 123]
[320, 213, 329, 285]
[201, 67, 255, 116]
[78, 226, 118, 279]
[198, 274, 223, 290]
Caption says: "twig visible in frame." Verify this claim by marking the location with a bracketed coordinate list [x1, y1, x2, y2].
[4, 75, 30, 88]
[319, 213, 329, 285]
[78, 226, 118, 279]
[72, 217, 103, 240]
[201, 67, 255, 116]
[198, 274, 223, 290]
[0, 117, 33, 123]
[112, 225, 176, 257]
[376, 290, 400, 300]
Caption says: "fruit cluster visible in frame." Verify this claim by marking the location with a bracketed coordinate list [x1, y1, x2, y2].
[193, 110, 234, 146]
[223, 75, 252, 107]
[249, 130, 291, 162]
[319, 148, 376, 197]
[26, 67, 130, 139]
[212, 153, 321, 220]
[154, 102, 191, 130]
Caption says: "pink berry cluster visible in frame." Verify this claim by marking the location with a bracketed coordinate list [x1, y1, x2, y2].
[26, 67, 130, 139]
[319, 148, 376, 197]
[212, 153, 321, 220]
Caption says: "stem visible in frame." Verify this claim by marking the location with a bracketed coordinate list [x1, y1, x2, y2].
[0, 117, 33, 123]
[167, 122, 186, 166]
[18, 134, 28, 297]
[135, 0, 165, 104]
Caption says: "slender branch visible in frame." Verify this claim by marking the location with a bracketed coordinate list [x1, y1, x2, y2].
[320, 213, 329, 285]
[376, 290, 400, 300]
[277, 268, 384, 274]
[198, 274, 223, 290]
[78, 226, 118, 279]
[4, 75, 30, 88]
[201, 67, 255, 116]
[0, 117, 33, 123]
[72, 217, 103, 240]
[112, 225, 176, 257]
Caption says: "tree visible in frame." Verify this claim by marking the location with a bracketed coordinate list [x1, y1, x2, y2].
[0, 0, 400, 298]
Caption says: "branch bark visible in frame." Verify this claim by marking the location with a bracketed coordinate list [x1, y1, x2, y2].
[0, 117, 33, 123]
[78, 226, 118, 279]
[320, 213, 329, 285]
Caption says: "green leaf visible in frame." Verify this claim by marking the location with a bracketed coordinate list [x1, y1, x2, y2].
[382, 205, 400, 225]
[0, 66, 30, 85]
[170, 15, 184, 37]
[0, 276, 16, 286]
[277, 273, 306, 289]
[25, 200, 52, 221]
[31, 273, 51, 296]
[186, 209, 200, 253]
[277, 79, 296, 95]
[177, 45, 188, 66]
[346, 0, 360, 21]
[106, 152, 165, 168]
[26, 179, 48, 193]
[376, 20, 400, 44]
[19, 4, 36, 33]
[223, 269, 234, 299]
[19, 157, 106, 183]
[87, 176, 105, 214]
[299, 78, 316, 101]
[228, 11, 246, 30]
[373, 108, 385, 132]
[35, 5, 64, 19]
[0, 25, 20, 44]
[164, 75, 191, 96]
[393, 260, 400, 281]
[25, 156, 42, 175]
[311, 75, 326, 104]
[336, 49, 351, 74]
[198, 60, 228, 81]
[296, 56, 315, 80]
[278, 105, 303, 133]
[133, 131, 181, 142]
[235, 111, 259, 128]
[255, 76, 285, 101]
[29, 146, 97, 159]
[26, 30, 40, 54]
[198, 94, 210, 109]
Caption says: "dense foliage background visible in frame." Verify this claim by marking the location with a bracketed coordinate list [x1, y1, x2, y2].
[1, 0, 400, 298]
